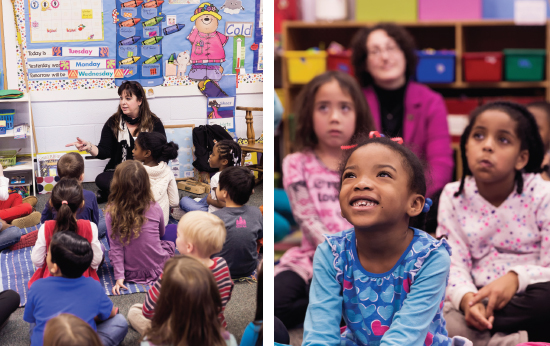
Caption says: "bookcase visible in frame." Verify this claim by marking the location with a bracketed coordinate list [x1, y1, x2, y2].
[280, 20, 550, 156]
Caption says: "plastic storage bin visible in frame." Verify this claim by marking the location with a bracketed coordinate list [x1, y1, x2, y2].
[416, 51, 456, 83]
[0, 109, 14, 130]
[285, 50, 327, 84]
[7, 169, 31, 186]
[419, 0, 481, 21]
[463, 52, 503, 82]
[503, 49, 546, 81]
[326, 51, 354, 76]
[0, 150, 17, 168]
[356, 0, 417, 22]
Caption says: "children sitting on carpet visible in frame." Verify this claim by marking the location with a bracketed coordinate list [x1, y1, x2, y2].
[213, 166, 262, 279]
[41, 152, 103, 237]
[107, 160, 175, 294]
[140, 255, 238, 346]
[437, 102, 550, 344]
[29, 177, 103, 288]
[127, 211, 233, 335]
[24, 231, 127, 346]
[43, 314, 103, 346]
[179, 139, 242, 213]
[133, 132, 179, 235]
[0, 163, 40, 231]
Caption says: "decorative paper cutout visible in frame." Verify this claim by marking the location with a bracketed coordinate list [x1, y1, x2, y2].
[221, 0, 245, 14]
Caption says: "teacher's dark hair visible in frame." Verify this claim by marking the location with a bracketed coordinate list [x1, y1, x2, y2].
[109, 81, 160, 137]
[351, 23, 418, 87]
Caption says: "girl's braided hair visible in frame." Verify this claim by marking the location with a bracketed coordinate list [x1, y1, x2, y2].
[454, 101, 544, 197]
[215, 139, 242, 166]
[339, 135, 428, 229]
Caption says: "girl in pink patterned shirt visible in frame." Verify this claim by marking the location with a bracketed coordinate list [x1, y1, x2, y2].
[274, 71, 375, 329]
[436, 101, 550, 343]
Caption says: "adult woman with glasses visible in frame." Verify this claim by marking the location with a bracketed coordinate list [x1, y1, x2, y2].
[66, 81, 166, 202]
[351, 23, 453, 197]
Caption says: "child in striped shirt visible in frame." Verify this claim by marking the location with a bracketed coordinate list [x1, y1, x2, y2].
[127, 211, 233, 335]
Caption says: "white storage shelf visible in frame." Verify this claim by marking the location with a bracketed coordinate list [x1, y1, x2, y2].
[0, 94, 36, 196]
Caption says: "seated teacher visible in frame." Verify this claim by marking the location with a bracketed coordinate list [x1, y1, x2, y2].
[67, 81, 166, 202]
[351, 23, 454, 197]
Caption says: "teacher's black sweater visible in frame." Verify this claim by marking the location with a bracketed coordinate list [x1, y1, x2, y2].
[95, 117, 166, 171]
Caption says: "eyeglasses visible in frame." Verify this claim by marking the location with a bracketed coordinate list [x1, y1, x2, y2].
[368, 45, 401, 58]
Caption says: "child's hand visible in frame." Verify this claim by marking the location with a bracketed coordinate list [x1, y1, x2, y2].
[461, 293, 493, 331]
[468, 272, 519, 320]
[112, 279, 128, 295]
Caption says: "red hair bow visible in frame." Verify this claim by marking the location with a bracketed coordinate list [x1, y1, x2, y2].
[340, 131, 404, 150]
[369, 131, 403, 145]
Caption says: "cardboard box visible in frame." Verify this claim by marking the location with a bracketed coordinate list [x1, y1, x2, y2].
[177, 178, 211, 194]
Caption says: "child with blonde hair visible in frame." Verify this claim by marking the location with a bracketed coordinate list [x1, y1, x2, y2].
[43, 314, 103, 346]
[128, 211, 233, 335]
[141, 255, 237, 346]
[107, 160, 175, 294]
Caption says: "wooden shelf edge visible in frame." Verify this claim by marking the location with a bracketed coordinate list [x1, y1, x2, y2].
[283, 19, 540, 29]
[427, 81, 548, 89]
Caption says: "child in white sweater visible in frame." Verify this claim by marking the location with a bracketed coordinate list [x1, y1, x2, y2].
[133, 132, 179, 234]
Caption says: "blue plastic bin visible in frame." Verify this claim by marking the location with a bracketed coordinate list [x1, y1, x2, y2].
[416, 51, 456, 83]
[483, 0, 550, 19]
[0, 109, 14, 130]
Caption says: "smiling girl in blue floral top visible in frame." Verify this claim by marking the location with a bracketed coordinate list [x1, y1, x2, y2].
[303, 134, 471, 346]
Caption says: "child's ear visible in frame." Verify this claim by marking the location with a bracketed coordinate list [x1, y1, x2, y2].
[407, 193, 425, 218]
[515, 149, 529, 171]
[49, 262, 60, 276]
[187, 242, 194, 254]
[80, 200, 85, 208]
[79, 173, 85, 182]
[144, 150, 152, 158]
[49, 199, 53, 207]
[221, 158, 229, 166]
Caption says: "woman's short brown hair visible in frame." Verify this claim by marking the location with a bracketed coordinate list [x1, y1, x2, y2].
[294, 70, 375, 152]
[351, 23, 418, 88]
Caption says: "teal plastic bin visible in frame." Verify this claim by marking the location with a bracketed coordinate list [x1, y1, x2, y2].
[0, 109, 14, 130]
[503, 49, 546, 81]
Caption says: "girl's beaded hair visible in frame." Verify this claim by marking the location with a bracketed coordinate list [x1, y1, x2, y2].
[293, 70, 375, 152]
[454, 101, 544, 197]
[339, 135, 428, 229]
[215, 139, 242, 166]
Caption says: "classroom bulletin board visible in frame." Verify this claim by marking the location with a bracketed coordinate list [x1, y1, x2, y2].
[7, 0, 262, 92]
